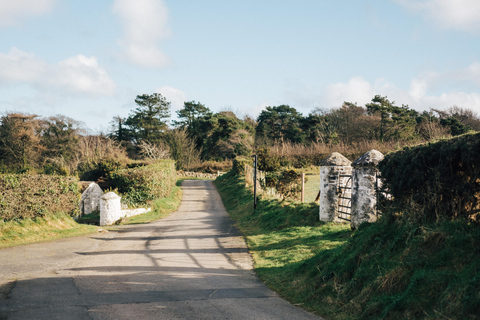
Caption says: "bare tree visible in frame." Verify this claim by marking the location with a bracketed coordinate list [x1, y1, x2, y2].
[165, 128, 201, 170]
[138, 140, 170, 160]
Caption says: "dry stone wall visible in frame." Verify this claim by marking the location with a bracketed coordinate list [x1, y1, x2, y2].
[177, 171, 224, 180]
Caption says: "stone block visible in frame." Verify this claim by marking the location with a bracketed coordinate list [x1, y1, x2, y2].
[100, 192, 122, 226]
[80, 182, 103, 216]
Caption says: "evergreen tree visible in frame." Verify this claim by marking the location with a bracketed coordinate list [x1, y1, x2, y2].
[124, 93, 171, 144]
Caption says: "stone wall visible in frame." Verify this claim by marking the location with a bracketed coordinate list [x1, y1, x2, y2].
[176, 171, 225, 180]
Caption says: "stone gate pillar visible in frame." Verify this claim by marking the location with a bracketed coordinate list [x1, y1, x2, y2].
[319, 152, 352, 222]
[351, 149, 384, 229]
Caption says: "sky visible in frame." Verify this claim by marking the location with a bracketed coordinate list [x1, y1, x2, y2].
[1, 0, 480, 133]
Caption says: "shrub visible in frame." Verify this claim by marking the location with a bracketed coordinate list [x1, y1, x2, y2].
[264, 169, 304, 200]
[256, 147, 282, 171]
[378, 131, 480, 223]
[0, 174, 80, 221]
[108, 160, 176, 207]
[232, 157, 252, 175]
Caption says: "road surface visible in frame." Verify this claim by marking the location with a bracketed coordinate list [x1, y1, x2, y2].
[0, 180, 323, 320]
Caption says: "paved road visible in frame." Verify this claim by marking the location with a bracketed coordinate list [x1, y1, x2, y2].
[0, 180, 323, 320]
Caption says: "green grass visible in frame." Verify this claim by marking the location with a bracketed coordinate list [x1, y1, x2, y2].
[116, 185, 182, 225]
[0, 212, 98, 248]
[304, 174, 320, 203]
[215, 170, 480, 320]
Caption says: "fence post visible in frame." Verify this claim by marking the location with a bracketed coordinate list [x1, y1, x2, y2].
[253, 155, 257, 210]
[301, 173, 305, 202]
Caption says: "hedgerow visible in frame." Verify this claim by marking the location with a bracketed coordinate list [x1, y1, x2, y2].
[0, 174, 80, 221]
[108, 159, 176, 207]
[378, 131, 480, 223]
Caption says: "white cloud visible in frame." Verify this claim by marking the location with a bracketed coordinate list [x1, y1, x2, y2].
[0, 0, 56, 27]
[0, 48, 47, 82]
[322, 64, 480, 115]
[156, 86, 186, 113]
[54, 55, 116, 96]
[324, 77, 376, 107]
[395, 0, 480, 32]
[0, 47, 116, 97]
[113, 0, 171, 68]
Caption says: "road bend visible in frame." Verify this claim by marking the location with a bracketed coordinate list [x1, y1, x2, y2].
[0, 180, 323, 320]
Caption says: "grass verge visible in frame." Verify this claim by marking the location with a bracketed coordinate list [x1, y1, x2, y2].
[116, 185, 182, 225]
[215, 170, 480, 320]
[0, 212, 97, 248]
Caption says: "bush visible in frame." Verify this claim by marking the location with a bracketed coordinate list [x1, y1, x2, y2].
[257, 147, 282, 171]
[0, 174, 80, 221]
[232, 157, 252, 175]
[378, 131, 480, 223]
[108, 159, 176, 207]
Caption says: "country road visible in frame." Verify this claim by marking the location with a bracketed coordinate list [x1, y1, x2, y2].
[0, 180, 323, 320]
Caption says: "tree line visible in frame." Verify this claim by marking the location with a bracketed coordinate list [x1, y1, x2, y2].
[1, 93, 479, 175]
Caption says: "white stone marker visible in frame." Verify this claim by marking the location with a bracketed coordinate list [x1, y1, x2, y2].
[100, 192, 122, 226]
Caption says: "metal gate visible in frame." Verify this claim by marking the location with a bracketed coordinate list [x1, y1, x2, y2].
[337, 175, 352, 221]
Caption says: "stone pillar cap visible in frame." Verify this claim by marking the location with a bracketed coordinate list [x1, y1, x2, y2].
[101, 192, 121, 200]
[352, 149, 384, 167]
[319, 152, 351, 166]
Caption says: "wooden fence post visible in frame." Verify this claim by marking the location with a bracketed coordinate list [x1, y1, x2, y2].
[301, 173, 305, 203]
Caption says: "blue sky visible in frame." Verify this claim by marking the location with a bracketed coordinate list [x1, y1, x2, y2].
[1, 0, 480, 133]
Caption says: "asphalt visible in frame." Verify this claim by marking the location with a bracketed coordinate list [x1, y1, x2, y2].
[0, 180, 324, 320]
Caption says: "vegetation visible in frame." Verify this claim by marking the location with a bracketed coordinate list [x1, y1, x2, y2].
[1, 92, 479, 176]
[1, 179, 183, 246]
[0, 87, 479, 318]
[215, 154, 480, 320]
[121, 93, 171, 144]
[108, 159, 176, 207]
[108, 183, 182, 226]
[379, 131, 480, 223]
[0, 175, 80, 220]
[0, 212, 97, 248]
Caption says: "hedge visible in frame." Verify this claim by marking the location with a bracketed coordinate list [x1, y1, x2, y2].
[108, 159, 176, 207]
[0, 175, 80, 221]
[232, 157, 252, 175]
[378, 131, 480, 222]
